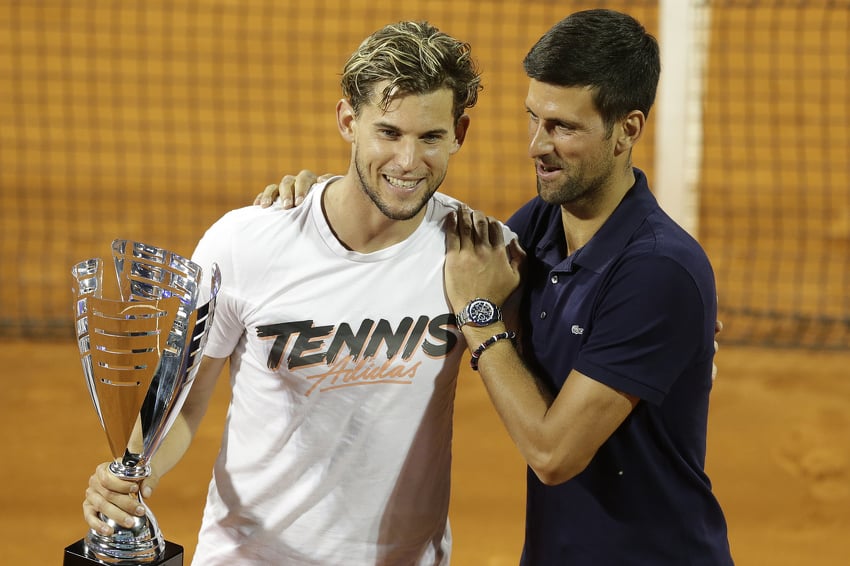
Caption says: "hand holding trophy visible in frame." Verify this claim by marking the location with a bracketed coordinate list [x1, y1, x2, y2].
[64, 240, 220, 565]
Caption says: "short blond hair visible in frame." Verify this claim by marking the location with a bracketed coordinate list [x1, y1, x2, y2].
[341, 21, 482, 124]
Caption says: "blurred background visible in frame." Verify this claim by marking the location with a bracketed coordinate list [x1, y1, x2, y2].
[1, 1, 848, 564]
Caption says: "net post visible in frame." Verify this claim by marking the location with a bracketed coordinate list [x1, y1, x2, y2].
[655, 0, 709, 237]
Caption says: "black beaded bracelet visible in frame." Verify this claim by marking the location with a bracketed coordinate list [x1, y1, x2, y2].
[470, 330, 517, 371]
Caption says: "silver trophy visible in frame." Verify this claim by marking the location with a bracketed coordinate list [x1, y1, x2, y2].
[67, 240, 220, 565]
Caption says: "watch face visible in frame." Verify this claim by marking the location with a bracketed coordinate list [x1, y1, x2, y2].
[469, 299, 496, 324]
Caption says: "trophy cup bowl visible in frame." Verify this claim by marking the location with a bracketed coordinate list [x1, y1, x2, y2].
[66, 240, 220, 565]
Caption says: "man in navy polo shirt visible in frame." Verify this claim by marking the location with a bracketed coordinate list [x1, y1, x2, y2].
[444, 9, 734, 566]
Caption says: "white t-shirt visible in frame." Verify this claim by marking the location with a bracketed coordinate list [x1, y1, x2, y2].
[188, 181, 508, 565]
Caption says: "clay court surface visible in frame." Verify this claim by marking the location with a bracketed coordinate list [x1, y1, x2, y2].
[2, 339, 849, 565]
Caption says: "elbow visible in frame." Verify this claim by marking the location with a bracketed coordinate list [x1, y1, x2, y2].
[527, 448, 593, 486]
[531, 464, 578, 487]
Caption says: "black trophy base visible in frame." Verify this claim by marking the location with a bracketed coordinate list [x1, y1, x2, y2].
[63, 539, 184, 565]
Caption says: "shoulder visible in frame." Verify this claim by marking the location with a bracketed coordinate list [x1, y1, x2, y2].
[193, 193, 315, 266]
[204, 189, 320, 238]
[430, 192, 516, 240]
[429, 191, 463, 217]
[197, 206, 262, 241]
[638, 210, 714, 282]
[210, 202, 291, 230]
[624, 171, 712, 274]
[507, 196, 559, 247]
[606, 217, 717, 329]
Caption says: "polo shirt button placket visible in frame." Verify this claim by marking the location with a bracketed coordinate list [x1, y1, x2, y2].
[541, 273, 558, 320]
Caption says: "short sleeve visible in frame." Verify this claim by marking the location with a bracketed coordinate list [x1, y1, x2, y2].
[574, 255, 709, 404]
[190, 216, 244, 358]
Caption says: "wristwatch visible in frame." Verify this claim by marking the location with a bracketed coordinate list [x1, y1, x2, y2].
[455, 298, 502, 328]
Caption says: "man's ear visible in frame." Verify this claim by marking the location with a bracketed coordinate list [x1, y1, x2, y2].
[337, 98, 356, 142]
[614, 110, 645, 156]
[451, 114, 471, 154]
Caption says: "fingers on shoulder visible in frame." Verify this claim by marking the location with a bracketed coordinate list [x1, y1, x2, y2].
[256, 183, 281, 207]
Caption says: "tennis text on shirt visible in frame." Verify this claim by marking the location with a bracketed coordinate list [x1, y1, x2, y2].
[257, 314, 458, 395]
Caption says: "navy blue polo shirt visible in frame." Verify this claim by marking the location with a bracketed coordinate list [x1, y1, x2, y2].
[507, 169, 733, 565]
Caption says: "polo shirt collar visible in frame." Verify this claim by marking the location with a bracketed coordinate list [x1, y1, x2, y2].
[543, 168, 658, 274]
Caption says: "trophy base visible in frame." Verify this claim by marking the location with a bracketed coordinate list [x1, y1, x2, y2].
[63, 539, 184, 565]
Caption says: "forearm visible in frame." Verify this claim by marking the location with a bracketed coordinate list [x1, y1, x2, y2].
[149, 355, 227, 482]
[147, 414, 195, 480]
[462, 326, 560, 472]
[465, 325, 632, 486]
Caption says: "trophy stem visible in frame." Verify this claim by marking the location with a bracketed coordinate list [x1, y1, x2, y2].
[83, 463, 165, 564]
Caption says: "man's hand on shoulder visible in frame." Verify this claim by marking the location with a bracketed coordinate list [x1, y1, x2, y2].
[253, 170, 335, 209]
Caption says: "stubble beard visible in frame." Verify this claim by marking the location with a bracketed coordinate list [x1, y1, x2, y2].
[353, 153, 441, 221]
[537, 153, 615, 208]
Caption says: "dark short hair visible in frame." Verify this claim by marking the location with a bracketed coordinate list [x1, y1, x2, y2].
[523, 9, 660, 129]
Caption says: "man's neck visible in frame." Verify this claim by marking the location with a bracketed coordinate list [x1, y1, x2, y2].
[561, 167, 636, 255]
[322, 176, 426, 254]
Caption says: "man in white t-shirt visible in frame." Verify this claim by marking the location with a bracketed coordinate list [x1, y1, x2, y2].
[82, 21, 517, 565]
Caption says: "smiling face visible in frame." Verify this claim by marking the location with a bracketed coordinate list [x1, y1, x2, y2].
[339, 82, 468, 222]
[525, 79, 619, 208]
